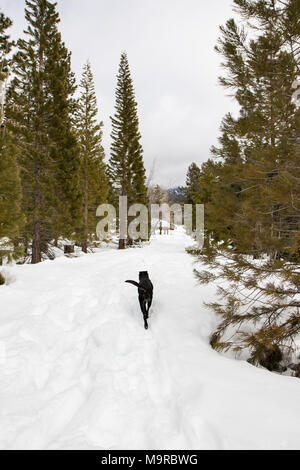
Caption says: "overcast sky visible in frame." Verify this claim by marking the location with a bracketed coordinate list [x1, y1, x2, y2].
[1, 0, 238, 187]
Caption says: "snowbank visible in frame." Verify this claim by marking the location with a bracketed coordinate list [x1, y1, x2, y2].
[0, 227, 300, 449]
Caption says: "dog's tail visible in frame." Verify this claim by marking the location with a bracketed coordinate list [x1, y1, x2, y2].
[125, 280, 147, 292]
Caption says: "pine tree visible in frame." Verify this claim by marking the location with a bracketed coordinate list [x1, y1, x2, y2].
[0, 133, 23, 245]
[184, 162, 219, 232]
[108, 52, 148, 249]
[184, 160, 220, 237]
[194, 0, 300, 372]
[75, 61, 108, 252]
[185, 163, 201, 205]
[7, 0, 81, 263]
[0, 12, 24, 262]
[0, 12, 13, 83]
[185, 163, 202, 231]
[45, 5, 82, 242]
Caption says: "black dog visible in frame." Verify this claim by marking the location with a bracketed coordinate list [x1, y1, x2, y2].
[126, 272, 153, 330]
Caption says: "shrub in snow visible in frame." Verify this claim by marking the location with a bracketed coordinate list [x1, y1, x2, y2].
[247, 343, 285, 373]
[288, 363, 300, 378]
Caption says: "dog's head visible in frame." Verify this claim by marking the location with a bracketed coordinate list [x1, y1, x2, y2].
[139, 271, 149, 280]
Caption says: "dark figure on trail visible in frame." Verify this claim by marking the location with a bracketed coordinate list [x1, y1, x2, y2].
[125, 271, 153, 330]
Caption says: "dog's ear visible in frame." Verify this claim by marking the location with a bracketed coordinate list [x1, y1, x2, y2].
[139, 271, 149, 278]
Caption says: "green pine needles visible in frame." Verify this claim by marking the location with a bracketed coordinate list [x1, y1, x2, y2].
[75, 61, 108, 253]
[0, 12, 24, 261]
[192, 0, 300, 372]
[108, 52, 148, 249]
[7, 0, 82, 263]
[1, 3, 150, 261]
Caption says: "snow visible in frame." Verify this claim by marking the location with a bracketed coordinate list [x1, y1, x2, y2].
[1, 227, 300, 450]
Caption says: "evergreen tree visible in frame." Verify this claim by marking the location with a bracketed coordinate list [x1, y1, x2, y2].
[185, 163, 202, 230]
[0, 12, 13, 83]
[75, 61, 108, 253]
[0, 12, 24, 262]
[185, 163, 201, 205]
[7, 0, 81, 263]
[194, 0, 300, 372]
[45, 5, 82, 242]
[0, 133, 23, 251]
[184, 161, 218, 232]
[108, 52, 148, 249]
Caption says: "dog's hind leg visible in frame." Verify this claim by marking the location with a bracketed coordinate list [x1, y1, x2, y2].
[143, 303, 149, 330]
[139, 296, 149, 330]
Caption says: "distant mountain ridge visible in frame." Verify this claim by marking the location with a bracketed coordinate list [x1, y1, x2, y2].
[167, 187, 185, 203]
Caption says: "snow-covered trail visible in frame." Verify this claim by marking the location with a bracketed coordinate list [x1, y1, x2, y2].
[1, 228, 300, 450]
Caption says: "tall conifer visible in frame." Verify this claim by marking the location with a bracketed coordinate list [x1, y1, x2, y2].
[7, 0, 81, 263]
[45, 5, 82, 241]
[108, 52, 148, 249]
[194, 0, 300, 370]
[185, 163, 201, 205]
[0, 12, 23, 261]
[75, 61, 108, 252]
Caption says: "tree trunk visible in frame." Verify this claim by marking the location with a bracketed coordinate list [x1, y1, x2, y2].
[159, 222, 162, 235]
[119, 238, 126, 250]
[64, 245, 75, 254]
[32, 219, 42, 264]
[83, 156, 89, 254]
[31, 46, 44, 266]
